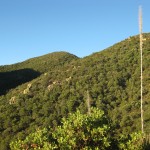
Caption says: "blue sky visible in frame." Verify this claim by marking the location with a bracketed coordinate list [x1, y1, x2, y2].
[0, 0, 149, 65]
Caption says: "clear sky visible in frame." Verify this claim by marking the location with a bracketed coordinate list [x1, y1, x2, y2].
[0, 0, 149, 65]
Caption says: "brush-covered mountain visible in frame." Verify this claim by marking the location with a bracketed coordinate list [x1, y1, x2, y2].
[0, 33, 150, 149]
[0, 52, 78, 95]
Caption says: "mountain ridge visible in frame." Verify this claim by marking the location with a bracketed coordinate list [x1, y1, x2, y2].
[0, 51, 79, 72]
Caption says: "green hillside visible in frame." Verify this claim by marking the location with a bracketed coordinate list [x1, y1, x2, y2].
[0, 52, 78, 95]
[0, 34, 149, 149]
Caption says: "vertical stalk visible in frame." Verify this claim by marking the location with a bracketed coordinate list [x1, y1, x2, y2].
[87, 90, 91, 115]
[139, 6, 144, 134]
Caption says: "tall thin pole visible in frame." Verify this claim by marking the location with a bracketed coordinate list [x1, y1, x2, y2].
[139, 6, 144, 134]
[87, 90, 91, 115]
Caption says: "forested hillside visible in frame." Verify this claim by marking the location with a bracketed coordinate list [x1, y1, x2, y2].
[0, 52, 78, 95]
[0, 33, 149, 149]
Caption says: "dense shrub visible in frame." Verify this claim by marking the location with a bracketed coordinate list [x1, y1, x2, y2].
[10, 108, 149, 150]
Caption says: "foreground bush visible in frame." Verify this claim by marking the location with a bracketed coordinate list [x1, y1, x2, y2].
[10, 108, 148, 150]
